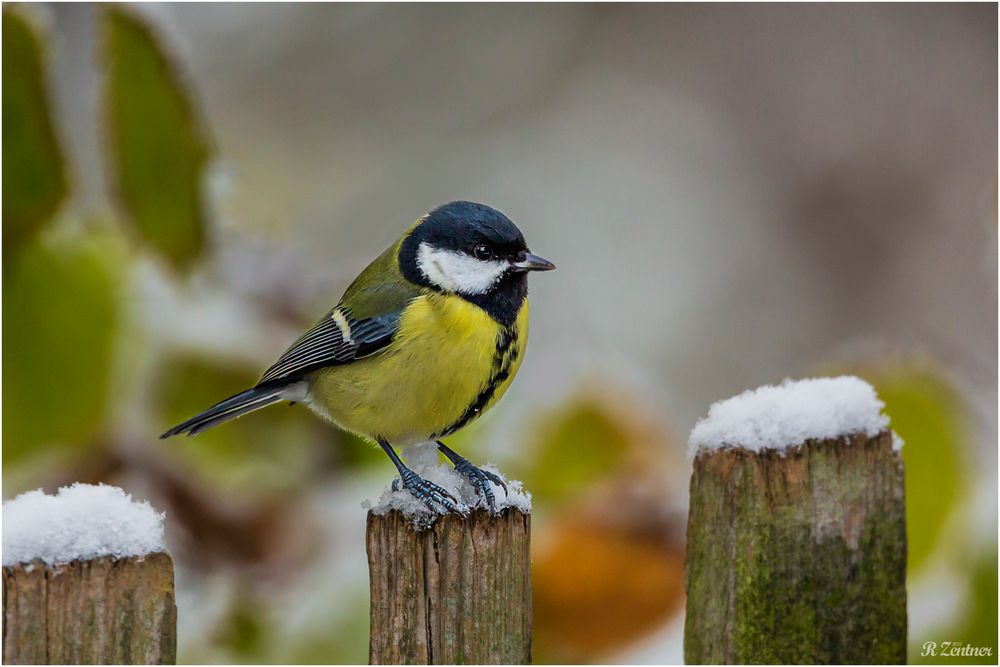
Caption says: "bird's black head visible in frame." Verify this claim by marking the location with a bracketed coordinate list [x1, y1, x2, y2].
[399, 201, 554, 325]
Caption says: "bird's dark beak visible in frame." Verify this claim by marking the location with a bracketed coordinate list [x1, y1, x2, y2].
[511, 252, 556, 273]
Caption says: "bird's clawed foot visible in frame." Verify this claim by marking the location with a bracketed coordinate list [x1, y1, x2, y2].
[437, 442, 507, 515]
[392, 468, 466, 515]
[457, 461, 508, 515]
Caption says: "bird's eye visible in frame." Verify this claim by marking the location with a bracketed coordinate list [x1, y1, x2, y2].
[473, 245, 493, 260]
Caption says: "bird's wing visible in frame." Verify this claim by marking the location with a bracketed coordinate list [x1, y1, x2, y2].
[257, 238, 422, 386]
[257, 306, 402, 385]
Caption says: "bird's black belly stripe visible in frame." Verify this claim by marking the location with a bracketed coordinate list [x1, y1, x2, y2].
[434, 325, 519, 438]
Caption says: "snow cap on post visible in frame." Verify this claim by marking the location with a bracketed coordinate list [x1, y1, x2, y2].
[687, 375, 896, 460]
[3, 483, 166, 566]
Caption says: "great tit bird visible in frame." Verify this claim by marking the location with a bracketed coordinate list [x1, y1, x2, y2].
[162, 201, 554, 514]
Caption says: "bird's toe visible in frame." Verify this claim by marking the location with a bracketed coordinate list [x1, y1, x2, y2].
[453, 461, 508, 515]
[397, 471, 466, 515]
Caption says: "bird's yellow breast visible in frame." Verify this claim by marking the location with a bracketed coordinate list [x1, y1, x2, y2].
[307, 292, 528, 446]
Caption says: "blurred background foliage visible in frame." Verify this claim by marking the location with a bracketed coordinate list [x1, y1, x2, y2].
[104, 7, 208, 268]
[3, 7, 66, 256]
[2, 4, 996, 664]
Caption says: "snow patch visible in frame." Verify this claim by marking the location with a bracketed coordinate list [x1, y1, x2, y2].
[362, 442, 531, 528]
[688, 376, 896, 459]
[3, 484, 166, 566]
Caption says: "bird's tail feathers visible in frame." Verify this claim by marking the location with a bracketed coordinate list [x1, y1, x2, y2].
[160, 383, 299, 438]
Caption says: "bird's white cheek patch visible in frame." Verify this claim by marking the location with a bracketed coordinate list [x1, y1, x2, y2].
[417, 243, 508, 295]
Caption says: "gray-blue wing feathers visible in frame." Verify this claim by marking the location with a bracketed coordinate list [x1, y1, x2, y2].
[256, 308, 400, 385]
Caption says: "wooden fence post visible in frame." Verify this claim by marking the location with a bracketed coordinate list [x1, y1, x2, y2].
[684, 430, 907, 663]
[3, 552, 177, 664]
[367, 508, 532, 664]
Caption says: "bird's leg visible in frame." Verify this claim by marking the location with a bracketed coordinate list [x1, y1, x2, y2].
[378, 439, 463, 514]
[436, 441, 508, 515]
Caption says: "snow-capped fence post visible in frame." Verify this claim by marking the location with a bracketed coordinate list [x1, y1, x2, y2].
[2, 485, 176, 664]
[683, 377, 907, 664]
[366, 509, 532, 664]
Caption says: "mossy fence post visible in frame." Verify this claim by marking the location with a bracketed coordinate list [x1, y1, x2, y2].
[684, 430, 907, 664]
[2, 552, 177, 664]
[366, 508, 532, 664]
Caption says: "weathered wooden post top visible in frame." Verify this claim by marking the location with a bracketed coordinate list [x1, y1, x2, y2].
[684, 376, 907, 664]
[365, 444, 533, 665]
[2, 483, 177, 665]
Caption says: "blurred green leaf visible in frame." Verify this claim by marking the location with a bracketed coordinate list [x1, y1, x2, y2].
[215, 594, 268, 660]
[2, 234, 122, 463]
[103, 7, 209, 269]
[519, 396, 631, 505]
[870, 370, 965, 574]
[953, 546, 999, 663]
[159, 357, 321, 495]
[3, 10, 68, 257]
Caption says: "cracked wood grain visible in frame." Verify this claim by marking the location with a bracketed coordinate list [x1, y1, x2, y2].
[684, 431, 907, 664]
[367, 509, 532, 664]
[3, 552, 176, 664]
